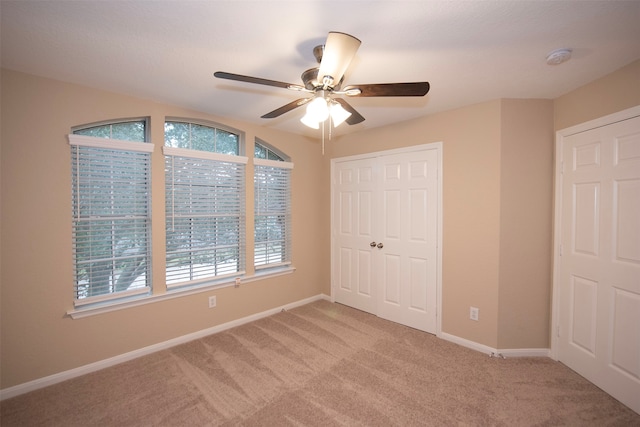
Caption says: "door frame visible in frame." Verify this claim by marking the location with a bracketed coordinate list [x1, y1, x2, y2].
[330, 142, 443, 336]
[550, 105, 640, 360]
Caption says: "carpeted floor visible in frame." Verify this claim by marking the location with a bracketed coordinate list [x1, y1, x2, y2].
[2, 300, 639, 426]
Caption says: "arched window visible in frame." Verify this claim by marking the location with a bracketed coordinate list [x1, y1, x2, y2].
[254, 139, 288, 161]
[164, 120, 239, 155]
[163, 119, 247, 288]
[254, 139, 292, 270]
[73, 119, 147, 142]
[69, 118, 153, 305]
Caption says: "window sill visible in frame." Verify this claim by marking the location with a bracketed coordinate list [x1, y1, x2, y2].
[66, 266, 296, 319]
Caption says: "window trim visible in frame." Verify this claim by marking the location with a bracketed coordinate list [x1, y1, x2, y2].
[253, 158, 293, 169]
[163, 146, 247, 163]
[66, 267, 296, 319]
[69, 134, 155, 152]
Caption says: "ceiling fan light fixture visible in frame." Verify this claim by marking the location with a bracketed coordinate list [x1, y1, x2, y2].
[300, 113, 320, 129]
[329, 101, 352, 127]
[306, 96, 330, 122]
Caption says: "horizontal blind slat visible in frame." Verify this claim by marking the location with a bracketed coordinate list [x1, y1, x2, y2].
[71, 144, 152, 304]
[254, 164, 292, 267]
[165, 152, 246, 286]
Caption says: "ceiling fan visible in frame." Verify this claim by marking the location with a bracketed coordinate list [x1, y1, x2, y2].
[214, 32, 430, 129]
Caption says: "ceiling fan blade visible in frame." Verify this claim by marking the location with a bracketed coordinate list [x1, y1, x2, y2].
[317, 32, 361, 88]
[344, 82, 430, 97]
[333, 98, 365, 125]
[261, 98, 313, 119]
[214, 71, 306, 91]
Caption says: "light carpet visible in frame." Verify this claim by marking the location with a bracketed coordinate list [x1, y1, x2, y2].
[2, 300, 639, 426]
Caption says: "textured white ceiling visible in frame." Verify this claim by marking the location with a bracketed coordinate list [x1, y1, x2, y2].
[2, 1, 639, 138]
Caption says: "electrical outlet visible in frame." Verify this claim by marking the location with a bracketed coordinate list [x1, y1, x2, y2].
[470, 306, 479, 321]
[208, 295, 217, 308]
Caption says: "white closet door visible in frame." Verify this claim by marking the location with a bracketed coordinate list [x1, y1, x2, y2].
[376, 149, 438, 333]
[558, 115, 640, 414]
[332, 157, 378, 314]
[332, 146, 439, 334]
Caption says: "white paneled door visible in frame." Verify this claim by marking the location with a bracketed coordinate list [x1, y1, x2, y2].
[332, 156, 378, 315]
[557, 114, 640, 414]
[332, 145, 440, 334]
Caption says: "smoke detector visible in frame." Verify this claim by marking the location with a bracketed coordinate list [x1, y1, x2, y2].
[546, 48, 572, 65]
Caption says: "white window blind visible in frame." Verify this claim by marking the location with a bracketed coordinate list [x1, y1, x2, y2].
[69, 134, 154, 306]
[164, 147, 247, 288]
[254, 158, 293, 269]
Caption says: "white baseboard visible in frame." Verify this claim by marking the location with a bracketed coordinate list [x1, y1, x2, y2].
[0, 293, 331, 401]
[2, 295, 550, 400]
[439, 332, 497, 354]
[498, 348, 551, 358]
[439, 332, 550, 358]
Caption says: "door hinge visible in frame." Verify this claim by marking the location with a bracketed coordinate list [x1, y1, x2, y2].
[559, 243, 563, 256]
[556, 325, 560, 337]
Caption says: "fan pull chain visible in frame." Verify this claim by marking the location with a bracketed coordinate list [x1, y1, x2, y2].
[322, 120, 325, 155]
[329, 117, 333, 141]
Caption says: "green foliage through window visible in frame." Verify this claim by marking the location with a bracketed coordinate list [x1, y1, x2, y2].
[255, 139, 286, 161]
[165, 121, 239, 155]
[74, 120, 146, 142]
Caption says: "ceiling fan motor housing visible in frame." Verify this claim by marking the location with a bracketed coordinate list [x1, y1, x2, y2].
[301, 68, 320, 90]
[302, 67, 343, 91]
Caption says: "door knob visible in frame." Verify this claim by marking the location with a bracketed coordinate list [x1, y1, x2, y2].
[370, 242, 377, 247]
[377, 242, 384, 249]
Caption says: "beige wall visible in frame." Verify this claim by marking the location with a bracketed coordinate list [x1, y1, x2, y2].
[328, 100, 554, 349]
[554, 59, 640, 131]
[328, 103, 504, 348]
[2, 58, 638, 391]
[498, 99, 554, 349]
[0, 70, 330, 389]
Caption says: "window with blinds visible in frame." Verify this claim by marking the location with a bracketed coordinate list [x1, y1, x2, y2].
[69, 126, 153, 307]
[164, 120, 247, 289]
[254, 140, 292, 269]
